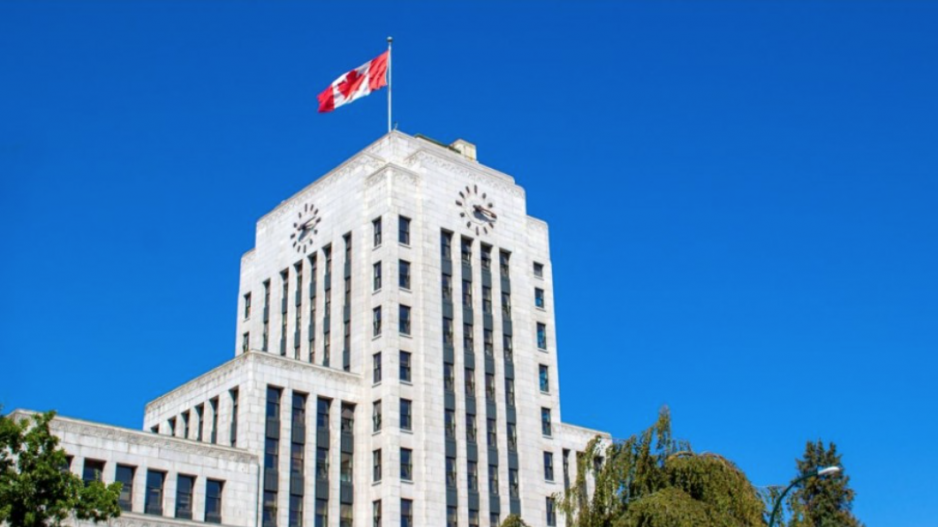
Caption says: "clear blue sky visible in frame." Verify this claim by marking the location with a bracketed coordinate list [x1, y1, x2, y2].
[2, 2, 936, 525]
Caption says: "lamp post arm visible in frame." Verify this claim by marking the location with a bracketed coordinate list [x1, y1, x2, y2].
[767, 472, 814, 527]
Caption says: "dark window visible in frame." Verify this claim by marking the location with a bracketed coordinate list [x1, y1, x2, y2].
[537, 322, 547, 350]
[398, 216, 410, 245]
[401, 498, 414, 527]
[484, 330, 494, 356]
[373, 217, 382, 247]
[289, 495, 303, 527]
[373, 449, 382, 482]
[373, 262, 382, 291]
[341, 403, 355, 434]
[443, 317, 454, 346]
[466, 413, 477, 443]
[481, 244, 492, 270]
[373, 400, 382, 432]
[534, 262, 544, 278]
[399, 260, 411, 289]
[116, 464, 135, 511]
[400, 351, 412, 382]
[175, 475, 195, 519]
[373, 352, 382, 384]
[508, 422, 517, 451]
[442, 274, 453, 300]
[263, 491, 277, 527]
[400, 399, 412, 430]
[447, 506, 457, 527]
[441, 230, 453, 260]
[547, 497, 557, 526]
[373, 307, 382, 337]
[461, 237, 472, 265]
[230, 388, 240, 447]
[544, 452, 555, 481]
[206, 479, 223, 524]
[541, 407, 552, 436]
[340, 451, 353, 483]
[503, 334, 513, 362]
[485, 373, 496, 402]
[399, 305, 411, 335]
[535, 287, 545, 308]
[316, 448, 329, 481]
[145, 470, 165, 515]
[465, 368, 476, 396]
[445, 409, 456, 439]
[400, 448, 413, 480]
[446, 456, 457, 488]
[482, 286, 492, 314]
[489, 465, 499, 495]
[444, 363, 456, 393]
[317, 398, 331, 429]
[82, 459, 105, 484]
[315, 499, 328, 527]
[487, 418, 497, 447]
[196, 404, 204, 441]
[539, 365, 550, 392]
[463, 280, 473, 306]
[210, 397, 219, 444]
[505, 378, 515, 407]
[373, 500, 382, 527]
[468, 460, 479, 491]
[501, 292, 511, 317]
[491, 513, 501, 526]
[244, 292, 252, 319]
[499, 250, 510, 276]
[509, 468, 519, 499]
[463, 323, 474, 351]
[469, 510, 480, 527]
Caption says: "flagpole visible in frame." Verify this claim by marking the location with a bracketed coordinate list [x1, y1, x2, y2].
[387, 36, 393, 133]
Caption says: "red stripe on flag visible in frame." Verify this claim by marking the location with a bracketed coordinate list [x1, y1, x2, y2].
[368, 51, 389, 92]
[317, 87, 335, 113]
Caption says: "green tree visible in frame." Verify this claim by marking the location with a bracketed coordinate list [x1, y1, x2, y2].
[0, 409, 122, 527]
[786, 440, 862, 527]
[558, 407, 765, 527]
[500, 514, 531, 527]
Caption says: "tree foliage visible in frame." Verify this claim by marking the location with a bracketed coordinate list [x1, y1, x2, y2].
[558, 407, 765, 527]
[500, 514, 531, 527]
[786, 440, 862, 527]
[0, 409, 121, 527]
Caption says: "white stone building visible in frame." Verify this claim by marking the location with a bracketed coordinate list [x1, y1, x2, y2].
[12, 132, 609, 527]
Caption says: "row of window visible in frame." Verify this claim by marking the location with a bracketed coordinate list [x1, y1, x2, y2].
[151, 389, 239, 448]
[75, 458, 223, 523]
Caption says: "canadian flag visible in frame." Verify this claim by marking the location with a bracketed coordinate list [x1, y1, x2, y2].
[318, 51, 389, 113]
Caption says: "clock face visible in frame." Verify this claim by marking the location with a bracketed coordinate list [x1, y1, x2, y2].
[455, 184, 497, 236]
[290, 202, 321, 254]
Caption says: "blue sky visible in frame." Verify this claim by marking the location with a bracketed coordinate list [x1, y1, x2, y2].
[2, 2, 936, 525]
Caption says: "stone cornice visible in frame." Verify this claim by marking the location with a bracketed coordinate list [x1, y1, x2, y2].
[557, 421, 612, 439]
[108, 511, 240, 527]
[249, 351, 362, 386]
[404, 149, 524, 200]
[144, 353, 251, 415]
[526, 216, 549, 235]
[10, 411, 258, 466]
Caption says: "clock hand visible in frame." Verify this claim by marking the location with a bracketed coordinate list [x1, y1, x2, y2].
[474, 205, 497, 219]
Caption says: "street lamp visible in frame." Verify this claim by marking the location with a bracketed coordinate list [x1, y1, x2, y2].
[767, 466, 841, 527]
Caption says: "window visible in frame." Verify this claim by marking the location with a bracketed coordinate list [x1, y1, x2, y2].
[400, 448, 413, 480]
[231, 388, 240, 447]
[546, 497, 557, 526]
[116, 464, 135, 511]
[503, 334, 513, 362]
[262, 280, 271, 351]
[535, 287, 545, 308]
[485, 373, 496, 401]
[373, 306, 382, 336]
[482, 286, 492, 314]
[534, 262, 544, 278]
[373, 262, 382, 291]
[175, 475, 195, 519]
[168, 417, 176, 437]
[505, 378, 515, 407]
[445, 409, 456, 439]
[469, 510, 480, 527]
[317, 398, 331, 429]
[444, 363, 455, 393]
[463, 323, 474, 352]
[373, 400, 382, 432]
[82, 459, 104, 484]
[501, 292, 511, 317]
[462, 279, 473, 306]
[399, 259, 411, 289]
[398, 216, 410, 245]
[401, 499, 414, 527]
[443, 317, 454, 346]
[539, 365, 550, 392]
[196, 404, 204, 441]
[263, 491, 278, 527]
[291, 444, 304, 478]
[265, 438, 279, 471]
[491, 513, 501, 527]
[289, 496, 303, 527]
[341, 403, 355, 434]
[399, 351, 412, 382]
[373, 352, 382, 383]
[340, 451, 353, 483]
[484, 329, 494, 356]
[544, 452, 555, 481]
[489, 465, 499, 495]
[373, 217, 382, 247]
[441, 230, 453, 259]
[541, 407, 552, 436]
[399, 305, 411, 335]
[468, 460, 479, 491]
[481, 244, 492, 270]
[499, 250, 510, 276]
[508, 422, 517, 451]
[465, 368, 476, 396]
[315, 499, 328, 527]
[461, 237, 472, 265]
[442, 274, 453, 300]
[242, 332, 250, 353]
[341, 504, 353, 527]
[181, 411, 191, 439]
[447, 506, 457, 527]
[537, 322, 547, 349]
[145, 470, 165, 515]
[373, 500, 382, 527]
[509, 468, 519, 499]
[446, 457, 457, 488]
[563, 450, 571, 489]
[244, 292, 252, 319]
[400, 399, 412, 430]
[373, 449, 382, 482]
[466, 413, 477, 443]
[316, 448, 329, 480]
[486, 418, 497, 447]
[206, 479, 223, 524]
[210, 397, 219, 444]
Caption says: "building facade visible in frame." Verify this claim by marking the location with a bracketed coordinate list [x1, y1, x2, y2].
[12, 132, 608, 527]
